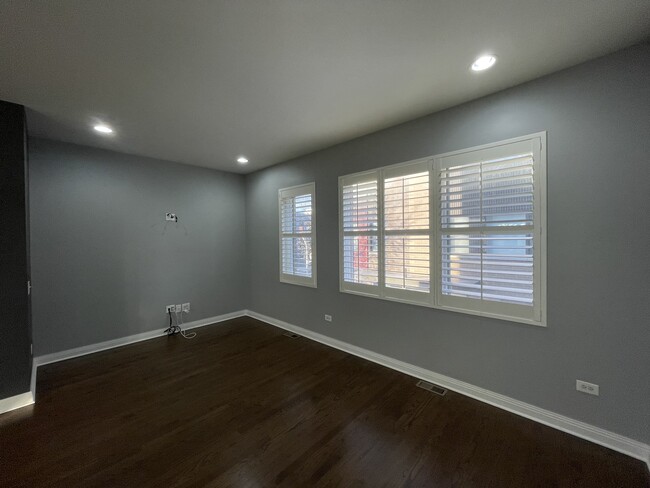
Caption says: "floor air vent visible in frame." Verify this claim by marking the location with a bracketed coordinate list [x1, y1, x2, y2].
[416, 380, 447, 396]
[282, 332, 301, 339]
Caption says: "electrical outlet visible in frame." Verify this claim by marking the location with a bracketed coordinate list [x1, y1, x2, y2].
[576, 380, 599, 396]
[165, 212, 178, 222]
[182, 302, 190, 313]
[165, 305, 175, 313]
[324, 314, 332, 322]
[175, 304, 182, 313]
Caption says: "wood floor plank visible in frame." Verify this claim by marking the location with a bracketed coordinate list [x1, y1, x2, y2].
[0, 317, 647, 487]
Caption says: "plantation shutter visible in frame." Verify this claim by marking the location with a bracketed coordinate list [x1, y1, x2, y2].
[437, 139, 541, 322]
[337, 134, 545, 325]
[383, 161, 431, 303]
[279, 183, 316, 287]
[341, 173, 379, 294]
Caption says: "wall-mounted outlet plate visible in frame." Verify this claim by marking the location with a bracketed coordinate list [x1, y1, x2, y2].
[165, 212, 178, 222]
[324, 314, 332, 322]
[165, 305, 175, 313]
[182, 302, 190, 312]
[175, 304, 182, 313]
[576, 380, 599, 396]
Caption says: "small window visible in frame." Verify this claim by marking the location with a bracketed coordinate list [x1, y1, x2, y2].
[279, 183, 316, 287]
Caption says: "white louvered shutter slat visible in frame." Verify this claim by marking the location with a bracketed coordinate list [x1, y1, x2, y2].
[384, 171, 430, 293]
[342, 178, 379, 286]
[440, 151, 535, 306]
[279, 184, 316, 287]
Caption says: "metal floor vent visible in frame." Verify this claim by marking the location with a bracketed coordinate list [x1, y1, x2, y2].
[282, 332, 301, 339]
[416, 380, 447, 396]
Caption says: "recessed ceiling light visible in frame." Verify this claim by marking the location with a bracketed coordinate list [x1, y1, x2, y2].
[237, 156, 249, 164]
[471, 55, 497, 72]
[93, 124, 114, 134]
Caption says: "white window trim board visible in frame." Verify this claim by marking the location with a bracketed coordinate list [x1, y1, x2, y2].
[338, 171, 381, 296]
[339, 157, 433, 302]
[338, 132, 547, 327]
[278, 182, 317, 288]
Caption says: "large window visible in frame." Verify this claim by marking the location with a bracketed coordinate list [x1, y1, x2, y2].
[279, 183, 316, 287]
[339, 133, 546, 325]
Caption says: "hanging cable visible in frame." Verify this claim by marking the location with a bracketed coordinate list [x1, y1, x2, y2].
[164, 308, 195, 339]
[178, 309, 196, 339]
[164, 310, 180, 335]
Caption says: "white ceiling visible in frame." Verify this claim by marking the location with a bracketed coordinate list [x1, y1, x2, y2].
[1, 1, 649, 173]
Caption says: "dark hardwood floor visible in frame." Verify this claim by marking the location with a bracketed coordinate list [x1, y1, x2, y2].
[0, 317, 647, 487]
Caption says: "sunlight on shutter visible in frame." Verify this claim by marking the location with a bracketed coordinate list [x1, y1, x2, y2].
[280, 186, 314, 283]
[440, 153, 535, 305]
[342, 179, 379, 285]
[384, 171, 430, 293]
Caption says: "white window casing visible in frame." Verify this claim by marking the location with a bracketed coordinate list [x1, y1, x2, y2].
[279, 182, 317, 288]
[434, 135, 546, 325]
[339, 159, 433, 306]
[338, 133, 547, 326]
[382, 160, 431, 305]
[340, 171, 379, 296]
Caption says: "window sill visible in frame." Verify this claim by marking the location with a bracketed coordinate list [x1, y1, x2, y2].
[280, 275, 317, 288]
[339, 287, 546, 327]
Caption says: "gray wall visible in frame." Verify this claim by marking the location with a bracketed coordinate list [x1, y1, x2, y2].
[246, 44, 650, 443]
[29, 139, 247, 356]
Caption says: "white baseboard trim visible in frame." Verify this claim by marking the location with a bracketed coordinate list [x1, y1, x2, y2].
[244, 310, 650, 468]
[0, 391, 34, 415]
[2, 310, 246, 416]
[0, 360, 38, 416]
[34, 310, 247, 367]
[30, 359, 37, 400]
[2, 298, 248, 417]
